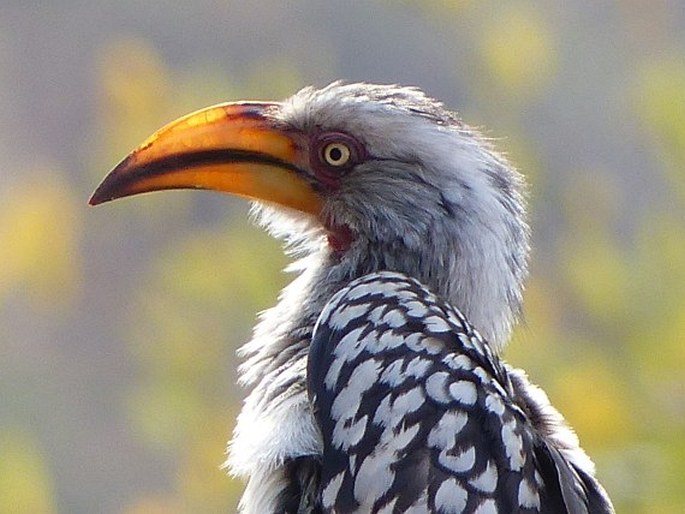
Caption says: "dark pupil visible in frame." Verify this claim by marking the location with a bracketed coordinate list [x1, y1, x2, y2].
[328, 146, 343, 162]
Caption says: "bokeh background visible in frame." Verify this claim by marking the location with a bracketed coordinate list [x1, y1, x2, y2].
[1, 1, 684, 512]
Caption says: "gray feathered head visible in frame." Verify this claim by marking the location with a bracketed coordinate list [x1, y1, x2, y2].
[91, 82, 529, 348]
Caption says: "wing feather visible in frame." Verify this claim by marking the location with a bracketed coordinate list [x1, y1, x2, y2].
[307, 272, 614, 514]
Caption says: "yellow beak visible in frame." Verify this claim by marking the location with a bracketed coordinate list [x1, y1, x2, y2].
[89, 102, 322, 216]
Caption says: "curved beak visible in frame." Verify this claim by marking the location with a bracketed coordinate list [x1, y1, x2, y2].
[89, 102, 322, 216]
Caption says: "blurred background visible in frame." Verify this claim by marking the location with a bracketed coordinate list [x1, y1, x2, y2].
[0, 0, 683, 512]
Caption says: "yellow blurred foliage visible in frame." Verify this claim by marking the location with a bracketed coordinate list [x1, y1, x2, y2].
[97, 37, 172, 155]
[173, 67, 242, 116]
[563, 234, 630, 319]
[553, 358, 634, 448]
[508, 277, 561, 372]
[633, 56, 685, 196]
[634, 212, 685, 309]
[177, 413, 242, 513]
[130, 291, 225, 379]
[122, 495, 180, 514]
[155, 225, 286, 309]
[126, 379, 210, 453]
[0, 170, 82, 311]
[640, 304, 685, 384]
[558, 171, 629, 319]
[0, 430, 56, 514]
[560, 171, 621, 232]
[480, 6, 557, 97]
[119, 222, 289, 509]
[387, 0, 475, 18]
[243, 57, 307, 101]
[126, 224, 287, 379]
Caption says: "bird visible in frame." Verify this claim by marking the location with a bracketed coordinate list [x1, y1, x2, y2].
[90, 82, 615, 514]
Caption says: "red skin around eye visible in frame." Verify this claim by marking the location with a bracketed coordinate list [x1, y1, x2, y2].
[309, 132, 365, 254]
[309, 132, 366, 189]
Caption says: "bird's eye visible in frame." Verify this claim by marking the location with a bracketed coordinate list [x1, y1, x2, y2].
[311, 133, 365, 185]
[322, 142, 351, 167]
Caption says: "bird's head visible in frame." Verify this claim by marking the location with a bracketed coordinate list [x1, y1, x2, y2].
[91, 82, 529, 350]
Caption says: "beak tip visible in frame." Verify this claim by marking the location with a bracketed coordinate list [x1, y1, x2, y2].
[89, 161, 128, 206]
[88, 186, 109, 206]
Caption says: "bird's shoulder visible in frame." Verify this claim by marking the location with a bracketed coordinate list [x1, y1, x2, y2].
[306, 271, 614, 514]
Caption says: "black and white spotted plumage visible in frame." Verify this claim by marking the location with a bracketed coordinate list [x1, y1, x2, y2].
[308, 272, 613, 514]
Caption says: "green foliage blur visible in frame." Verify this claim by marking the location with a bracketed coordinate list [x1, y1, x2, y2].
[0, 1, 683, 513]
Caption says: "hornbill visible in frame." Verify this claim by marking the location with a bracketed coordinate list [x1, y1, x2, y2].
[91, 82, 615, 513]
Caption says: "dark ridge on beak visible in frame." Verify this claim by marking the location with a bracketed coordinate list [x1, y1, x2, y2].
[89, 149, 304, 206]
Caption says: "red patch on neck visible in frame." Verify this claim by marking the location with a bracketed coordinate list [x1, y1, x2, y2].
[326, 223, 355, 255]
